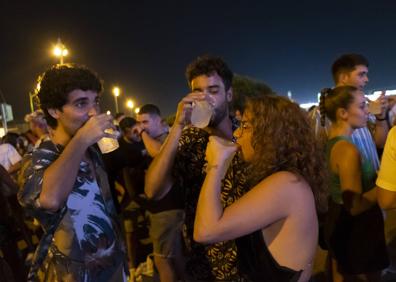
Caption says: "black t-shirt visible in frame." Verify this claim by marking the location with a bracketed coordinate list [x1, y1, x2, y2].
[146, 182, 184, 213]
[102, 138, 147, 212]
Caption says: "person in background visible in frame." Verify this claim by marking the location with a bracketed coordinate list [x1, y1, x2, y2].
[0, 133, 22, 175]
[320, 86, 388, 282]
[137, 104, 184, 282]
[102, 116, 146, 213]
[24, 110, 50, 147]
[309, 54, 388, 164]
[377, 126, 396, 209]
[137, 104, 169, 156]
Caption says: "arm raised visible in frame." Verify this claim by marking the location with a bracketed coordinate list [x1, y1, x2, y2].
[144, 92, 206, 199]
[194, 136, 299, 244]
[39, 114, 113, 212]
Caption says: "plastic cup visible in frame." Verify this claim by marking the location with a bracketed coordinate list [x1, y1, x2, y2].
[368, 100, 382, 115]
[97, 128, 119, 154]
[190, 100, 213, 128]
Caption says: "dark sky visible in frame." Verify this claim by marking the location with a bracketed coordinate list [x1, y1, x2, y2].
[2, 0, 396, 122]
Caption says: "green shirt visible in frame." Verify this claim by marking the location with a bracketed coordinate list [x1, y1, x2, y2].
[326, 136, 376, 204]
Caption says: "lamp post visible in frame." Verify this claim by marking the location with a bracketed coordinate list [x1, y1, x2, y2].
[53, 38, 68, 65]
[113, 87, 120, 113]
[29, 82, 40, 113]
[126, 99, 134, 115]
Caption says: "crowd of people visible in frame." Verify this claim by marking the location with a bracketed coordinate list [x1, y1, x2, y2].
[1, 53, 396, 282]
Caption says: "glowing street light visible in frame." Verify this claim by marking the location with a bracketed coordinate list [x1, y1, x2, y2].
[112, 87, 121, 113]
[53, 38, 68, 64]
[134, 107, 140, 114]
[126, 99, 134, 115]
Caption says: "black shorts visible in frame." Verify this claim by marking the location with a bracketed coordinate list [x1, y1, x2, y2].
[326, 203, 389, 275]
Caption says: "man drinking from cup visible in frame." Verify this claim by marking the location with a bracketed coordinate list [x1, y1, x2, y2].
[145, 55, 246, 281]
[18, 64, 128, 281]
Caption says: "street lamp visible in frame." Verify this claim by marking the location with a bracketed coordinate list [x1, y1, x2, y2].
[29, 82, 40, 113]
[113, 87, 120, 113]
[134, 107, 140, 115]
[53, 38, 68, 64]
[126, 99, 134, 115]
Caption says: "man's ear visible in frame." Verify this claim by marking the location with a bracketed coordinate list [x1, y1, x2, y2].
[48, 108, 60, 120]
[226, 87, 233, 102]
[339, 72, 349, 86]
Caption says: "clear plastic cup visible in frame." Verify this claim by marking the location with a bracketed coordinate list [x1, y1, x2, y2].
[190, 100, 213, 128]
[97, 128, 119, 154]
[368, 100, 382, 115]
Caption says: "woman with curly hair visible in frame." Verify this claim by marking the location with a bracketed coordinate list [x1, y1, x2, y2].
[193, 95, 327, 282]
[319, 86, 388, 282]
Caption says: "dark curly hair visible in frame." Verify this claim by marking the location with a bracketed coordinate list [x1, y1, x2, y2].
[245, 95, 328, 213]
[35, 64, 103, 129]
[185, 54, 233, 91]
[319, 86, 357, 127]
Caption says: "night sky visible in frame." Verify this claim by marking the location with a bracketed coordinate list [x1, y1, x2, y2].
[2, 0, 396, 122]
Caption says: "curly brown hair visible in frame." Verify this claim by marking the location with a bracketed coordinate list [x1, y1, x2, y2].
[245, 95, 328, 213]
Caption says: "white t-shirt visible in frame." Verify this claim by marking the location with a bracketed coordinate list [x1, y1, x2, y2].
[0, 143, 22, 171]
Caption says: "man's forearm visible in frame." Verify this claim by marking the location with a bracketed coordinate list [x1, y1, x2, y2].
[141, 132, 162, 157]
[144, 123, 183, 199]
[39, 136, 88, 212]
[194, 164, 225, 243]
[8, 161, 21, 174]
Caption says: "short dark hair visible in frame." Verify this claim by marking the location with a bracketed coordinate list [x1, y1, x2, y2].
[119, 117, 137, 133]
[331, 54, 369, 84]
[36, 64, 103, 129]
[185, 55, 233, 91]
[138, 104, 161, 117]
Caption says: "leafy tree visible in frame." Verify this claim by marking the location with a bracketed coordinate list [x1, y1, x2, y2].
[231, 74, 274, 114]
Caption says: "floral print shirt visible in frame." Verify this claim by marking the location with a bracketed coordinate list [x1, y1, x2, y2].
[173, 125, 249, 281]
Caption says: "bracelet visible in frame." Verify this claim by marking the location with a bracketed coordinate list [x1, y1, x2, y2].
[376, 116, 387, 121]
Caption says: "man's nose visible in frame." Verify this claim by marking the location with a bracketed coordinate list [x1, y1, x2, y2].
[88, 104, 99, 116]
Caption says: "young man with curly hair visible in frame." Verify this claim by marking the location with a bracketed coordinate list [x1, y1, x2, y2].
[18, 64, 128, 281]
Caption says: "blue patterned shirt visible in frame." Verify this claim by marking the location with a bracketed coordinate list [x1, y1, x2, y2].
[18, 140, 127, 282]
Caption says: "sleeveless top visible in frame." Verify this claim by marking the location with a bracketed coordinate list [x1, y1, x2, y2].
[326, 136, 376, 204]
[236, 230, 302, 282]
